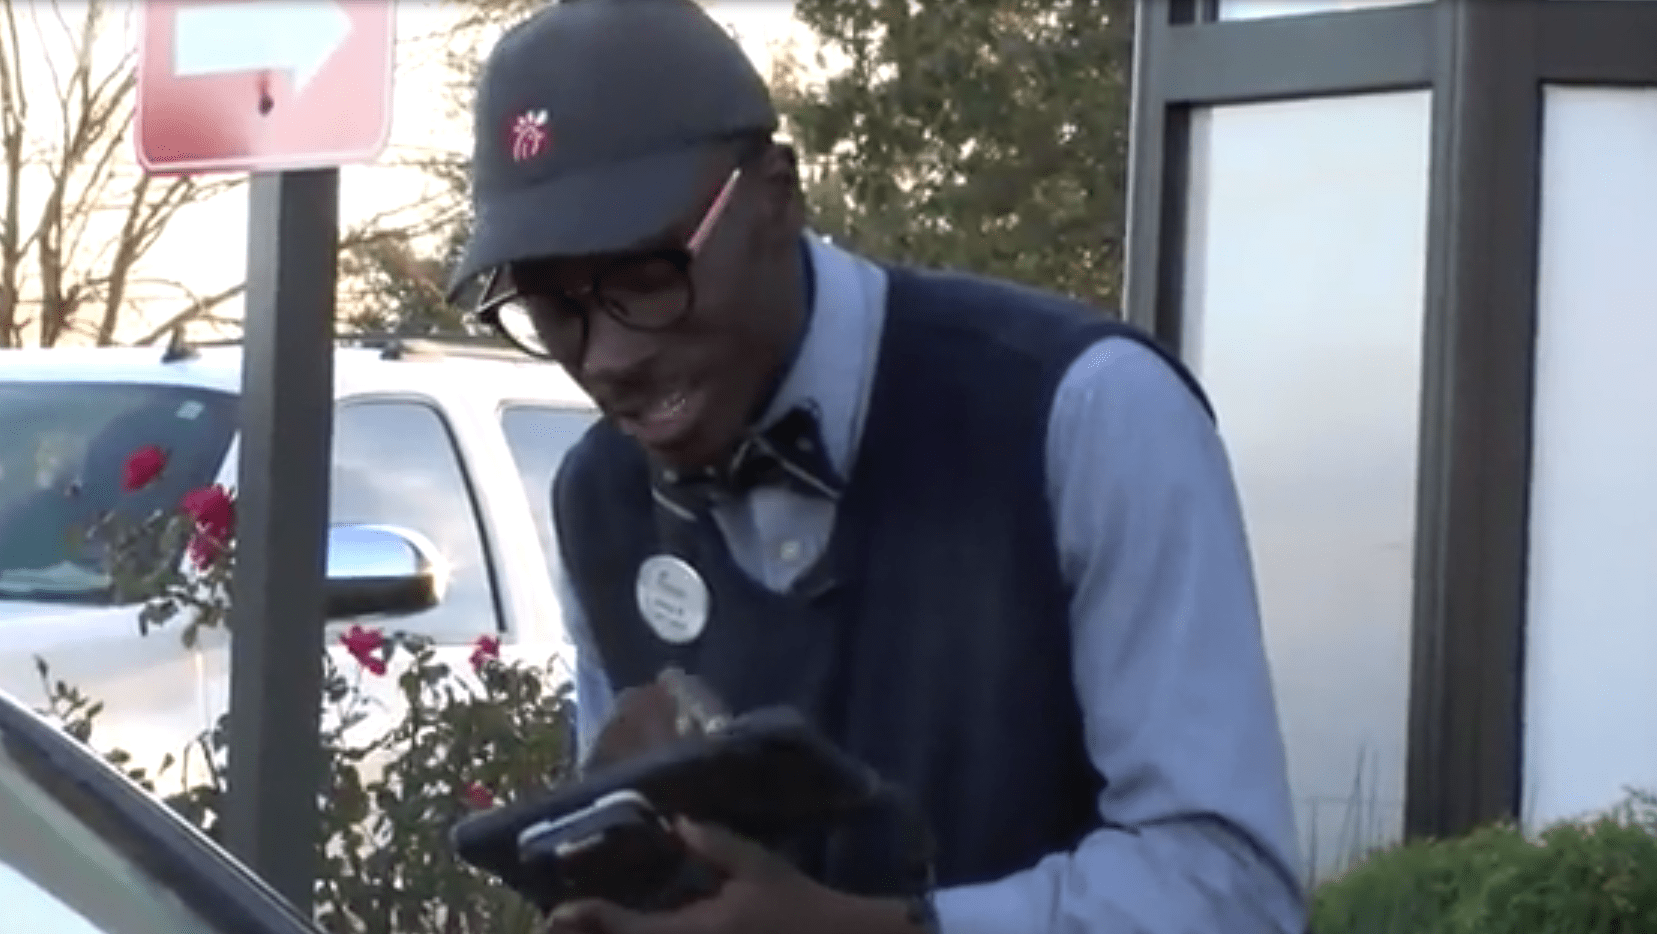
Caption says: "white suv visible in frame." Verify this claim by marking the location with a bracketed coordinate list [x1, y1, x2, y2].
[0, 336, 597, 776]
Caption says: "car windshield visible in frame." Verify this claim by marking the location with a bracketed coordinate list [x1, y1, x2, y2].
[0, 701, 308, 934]
[0, 382, 238, 604]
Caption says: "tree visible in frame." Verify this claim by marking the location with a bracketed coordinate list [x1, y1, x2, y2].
[337, 223, 477, 337]
[773, 0, 1137, 311]
[333, 0, 543, 338]
[0, 0, 246, 347]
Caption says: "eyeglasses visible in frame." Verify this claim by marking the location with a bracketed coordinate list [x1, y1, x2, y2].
[474, 166, 743, 361]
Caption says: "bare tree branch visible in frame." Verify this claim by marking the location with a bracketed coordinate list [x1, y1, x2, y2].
[0, 0, 514, 349]
[0, 0, 247, 348]
[0, 0, 30, 341]
[131, 281, 248, 347]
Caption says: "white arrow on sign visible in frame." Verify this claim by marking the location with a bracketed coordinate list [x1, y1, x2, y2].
[172, 0, 352, 94]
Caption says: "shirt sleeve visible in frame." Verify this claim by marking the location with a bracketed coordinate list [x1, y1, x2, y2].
[558, 569, 616, 760]
[931, 336, 1307, 934]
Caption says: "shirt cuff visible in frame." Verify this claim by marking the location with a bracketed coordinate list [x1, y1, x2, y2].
[932, 880, 1040, 934]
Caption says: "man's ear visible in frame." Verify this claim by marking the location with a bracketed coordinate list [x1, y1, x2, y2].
[755, 142, 805, 238]
[769, 141, 800, 175]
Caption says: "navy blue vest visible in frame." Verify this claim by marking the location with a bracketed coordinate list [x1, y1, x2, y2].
[553, 264, 1210, 895]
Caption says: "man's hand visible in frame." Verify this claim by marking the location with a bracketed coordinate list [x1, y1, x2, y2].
[567, 673, 920, 933]
[584, 668, 728, 771]
[542, 818, 918, 934]
[584, 679, 684, 770]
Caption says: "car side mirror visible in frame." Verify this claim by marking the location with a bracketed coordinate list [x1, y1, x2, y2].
[324, 524, 444, 621]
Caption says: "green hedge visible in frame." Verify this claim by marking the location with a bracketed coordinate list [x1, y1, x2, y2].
[1311, 792, 1657, 934]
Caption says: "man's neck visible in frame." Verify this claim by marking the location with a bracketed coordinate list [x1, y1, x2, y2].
[744, 234, 816, 427]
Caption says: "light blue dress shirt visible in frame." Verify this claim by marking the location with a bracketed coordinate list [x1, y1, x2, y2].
[558, 235, 1307, 933]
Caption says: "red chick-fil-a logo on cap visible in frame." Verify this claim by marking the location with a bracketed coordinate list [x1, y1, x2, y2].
[509, 109, 550, 163]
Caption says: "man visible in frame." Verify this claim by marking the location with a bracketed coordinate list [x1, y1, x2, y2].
[447, 1, 1307, 931]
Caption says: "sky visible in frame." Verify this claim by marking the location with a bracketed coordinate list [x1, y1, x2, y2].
[115, 0, 809, 340]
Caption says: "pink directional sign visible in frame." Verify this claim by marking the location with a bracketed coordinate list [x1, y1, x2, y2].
[137, 0, 395, 175]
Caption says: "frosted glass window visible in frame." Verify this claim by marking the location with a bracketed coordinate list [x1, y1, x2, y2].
[1183, 90, 1431, 885]
[1218, 0, 1427, 21]
[1526, 86, 1657, 831]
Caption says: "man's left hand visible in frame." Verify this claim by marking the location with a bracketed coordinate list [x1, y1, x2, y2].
[543, 818, 914, 934]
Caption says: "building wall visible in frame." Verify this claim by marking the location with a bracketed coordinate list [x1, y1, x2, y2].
[1182, 88, 1431, 883]
[1526, 85, 1657, 830]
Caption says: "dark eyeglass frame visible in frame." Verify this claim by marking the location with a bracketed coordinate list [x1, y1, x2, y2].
[472, 166, 743, 361]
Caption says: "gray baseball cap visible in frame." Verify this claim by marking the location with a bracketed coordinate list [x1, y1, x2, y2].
[447, 0, 778, 300]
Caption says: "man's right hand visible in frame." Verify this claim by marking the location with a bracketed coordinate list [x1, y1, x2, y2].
[583, 668, 728, 771]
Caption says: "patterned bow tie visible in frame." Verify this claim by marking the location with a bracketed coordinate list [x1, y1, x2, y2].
[654, 404, 844, 518]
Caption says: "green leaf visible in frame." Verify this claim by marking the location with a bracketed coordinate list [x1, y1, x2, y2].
[778, 0, 1134, 312]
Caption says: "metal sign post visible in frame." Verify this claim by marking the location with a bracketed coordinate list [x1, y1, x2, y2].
[224, 167, 339, 911]
[136, 0, 396, 912]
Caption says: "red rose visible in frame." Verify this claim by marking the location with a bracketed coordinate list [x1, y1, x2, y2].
[469, 634, 501, 672]
[122, 445, 168, 492]
[180, 485, 236, 569]
[460, 781, 495, 810]
[181, 485, 235, 539]
[186, 532, 222, 570]
[340, 625, 387, 676]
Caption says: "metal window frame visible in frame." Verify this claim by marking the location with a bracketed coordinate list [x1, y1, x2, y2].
[1124, 0, 1657, 842]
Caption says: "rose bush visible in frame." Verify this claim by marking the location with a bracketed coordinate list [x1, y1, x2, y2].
[38, 443, 575, 934]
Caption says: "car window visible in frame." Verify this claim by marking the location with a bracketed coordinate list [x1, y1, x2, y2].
[0, 383, 238, 605]
[0, 743, 235, 934]
[498, 405, 599, 582]
[331, 400, 501, 638]
[0, 700, 314, 934]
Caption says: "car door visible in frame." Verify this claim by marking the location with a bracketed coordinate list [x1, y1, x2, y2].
[0, 691, 320, 934]
[321, 396, 510, 744]
[0, 381, 241, 785]
[496, 403, 601, 594]
[183, 394, 508, 759]
[494, 402, 600, 674]
[328, 396, 506, 644]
